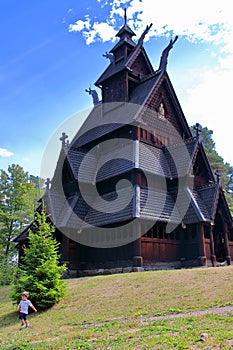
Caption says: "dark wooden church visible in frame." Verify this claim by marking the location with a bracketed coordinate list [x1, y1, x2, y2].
[15, 13, 233, 273]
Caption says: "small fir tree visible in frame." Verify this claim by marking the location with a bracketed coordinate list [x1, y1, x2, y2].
[11, 207, 66, 309]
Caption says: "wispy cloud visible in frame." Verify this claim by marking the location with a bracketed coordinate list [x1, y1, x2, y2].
[0, 148, 14, 157]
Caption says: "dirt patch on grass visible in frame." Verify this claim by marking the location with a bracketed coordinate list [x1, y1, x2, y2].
[30, 337, 60, 344]
[144, 305, 233, 322]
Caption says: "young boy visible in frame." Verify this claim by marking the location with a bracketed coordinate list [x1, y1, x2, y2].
[17, 291, 37, 329]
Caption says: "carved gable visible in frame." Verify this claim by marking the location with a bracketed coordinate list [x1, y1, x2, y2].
[138, 75, 191, 143]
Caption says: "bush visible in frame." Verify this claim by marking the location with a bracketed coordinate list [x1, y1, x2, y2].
[11, 207, 66, 309]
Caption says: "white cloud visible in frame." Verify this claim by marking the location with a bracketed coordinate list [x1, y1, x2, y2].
[0, 148, 14, 157]
[69, 15, 117, 44]
[84, 22, 118, 44]
[69, 16, 91, 33]
[68, 0, 233, 52]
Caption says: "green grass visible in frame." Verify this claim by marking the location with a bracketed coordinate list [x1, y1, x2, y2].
[1, 266, 233, 349]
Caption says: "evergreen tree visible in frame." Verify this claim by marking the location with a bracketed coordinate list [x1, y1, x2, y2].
[0, 164, 43, 261]
[11, 207, 66, 310]
[0, 164, 44, 285]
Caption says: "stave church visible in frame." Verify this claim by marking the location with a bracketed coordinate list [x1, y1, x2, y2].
[15, 11, 233, 274]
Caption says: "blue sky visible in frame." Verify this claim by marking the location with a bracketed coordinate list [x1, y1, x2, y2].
[1, 0, 233, 177]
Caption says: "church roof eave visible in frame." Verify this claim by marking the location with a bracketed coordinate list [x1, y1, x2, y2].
[110, 37, 136, 53]
[95, 63, 131, 87]
[197, 182, 233, 226]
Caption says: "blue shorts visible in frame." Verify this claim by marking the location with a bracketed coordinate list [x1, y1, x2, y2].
[19, 312, 27, 321]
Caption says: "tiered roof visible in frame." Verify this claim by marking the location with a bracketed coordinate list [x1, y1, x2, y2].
[13, 12, 233, 245]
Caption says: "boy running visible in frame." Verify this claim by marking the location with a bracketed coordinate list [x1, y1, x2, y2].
[17, 291, 37, 329]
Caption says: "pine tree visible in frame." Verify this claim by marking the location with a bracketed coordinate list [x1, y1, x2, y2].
[0, 164, 43, 261]
[11, 207, 66, 310]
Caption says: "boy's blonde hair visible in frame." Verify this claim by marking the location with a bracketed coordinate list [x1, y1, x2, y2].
[21, 291, 29, 297]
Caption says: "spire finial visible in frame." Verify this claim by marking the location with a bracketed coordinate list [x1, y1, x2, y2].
[45, 178, 51, 190]
[194, 122, 202, 140]
[60, 132, 68, 147]
[124, 8, 127, 25]
[215, 169, 221, 183]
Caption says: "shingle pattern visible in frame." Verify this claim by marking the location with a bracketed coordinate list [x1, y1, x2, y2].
[129, 73, 161, 106]
[167, 186, 212, 225]
[67, 138, 199, 184]
[96, 141, 134, 182]
[139, 143, 171, 178]
[73, 122, 122, 149]
[197, 183, 219, 219]
[67, 147, 97, 183]
[163, 139, 197, 178]
[140, 187, 181, 223]
[82, 187, 134, 227]
[65, 193, 91, 230]
[43, 191, 68, 226]
[182, 188, 211, 224]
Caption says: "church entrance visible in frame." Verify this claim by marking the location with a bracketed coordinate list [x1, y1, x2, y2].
[213, 215, 227, 262]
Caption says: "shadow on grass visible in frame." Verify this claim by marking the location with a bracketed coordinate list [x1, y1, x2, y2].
[0, 310, 40, 329]
[0, 310, 18, 328]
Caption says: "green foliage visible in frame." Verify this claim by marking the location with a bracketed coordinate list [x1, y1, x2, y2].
[0, 164, 44, 261]
[0, 259, 17, 286]
[11, 207, 66, 310]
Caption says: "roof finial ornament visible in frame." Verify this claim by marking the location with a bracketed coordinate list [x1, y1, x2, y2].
[124, 8, 127, 25]
[103, 51, 115, 64]
[194, 123, 202, 140]
[138, 23, 153, 46]
[158, 35, 178, 72]
[60, 132, 68, 147]
[45, 178, 51, 190]
[85, 87, 100, 105]
[215, 169, 221, 183]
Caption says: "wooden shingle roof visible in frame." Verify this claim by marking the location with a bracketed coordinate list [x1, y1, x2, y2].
[65, 137, 212, 185]
[182, 188, 211, 224]
[139, 143, 171, 178]
[197, 183, 219, 220]
[140, 187, 181, 223]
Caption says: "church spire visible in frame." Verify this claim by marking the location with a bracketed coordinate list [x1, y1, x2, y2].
[114, 8, 136, 40]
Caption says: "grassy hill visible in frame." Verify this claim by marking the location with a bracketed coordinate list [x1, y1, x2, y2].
[1, 266, 233, 349]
